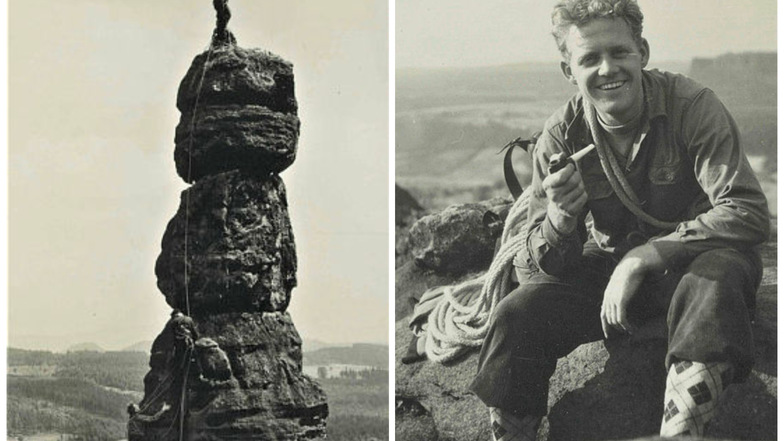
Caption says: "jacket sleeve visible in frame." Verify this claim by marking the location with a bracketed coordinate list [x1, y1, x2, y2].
[524, 129, 589, 276]
[647, 89, 770, 268]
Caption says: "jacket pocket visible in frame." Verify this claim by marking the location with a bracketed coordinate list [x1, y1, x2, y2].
[648, 164, 680, 185]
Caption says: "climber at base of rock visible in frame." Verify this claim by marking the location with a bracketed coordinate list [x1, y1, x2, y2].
[130, 309, 199, 424]
[468, 1, 770, 439]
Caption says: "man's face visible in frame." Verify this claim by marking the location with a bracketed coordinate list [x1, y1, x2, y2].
[560, 17, 649, 125]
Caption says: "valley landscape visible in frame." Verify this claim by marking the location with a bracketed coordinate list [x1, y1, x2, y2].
[7, 342, 388, 441]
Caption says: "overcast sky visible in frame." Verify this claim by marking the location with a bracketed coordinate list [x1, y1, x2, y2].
[8, 0, 388, 350]
[397, 0, 777, 68]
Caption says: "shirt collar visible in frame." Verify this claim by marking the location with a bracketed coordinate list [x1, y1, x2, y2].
[564, 70, 666, 145]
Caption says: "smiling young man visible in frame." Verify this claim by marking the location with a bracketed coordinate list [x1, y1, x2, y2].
[468, 1, 770, 440]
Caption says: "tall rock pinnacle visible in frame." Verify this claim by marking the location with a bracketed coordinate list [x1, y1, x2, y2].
[128, 18, 328, 441]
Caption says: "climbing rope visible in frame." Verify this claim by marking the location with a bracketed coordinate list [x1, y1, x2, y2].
[423, 188, 531, 363]
[585, 102, 679, 230]
[174, 1, 237, 438]
[184, 0, 237, 316]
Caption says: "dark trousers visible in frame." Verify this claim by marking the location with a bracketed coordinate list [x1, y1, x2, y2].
[469, 244, 762, 417]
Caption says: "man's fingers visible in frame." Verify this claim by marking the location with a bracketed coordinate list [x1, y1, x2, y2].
[544, 162, 577, 188]
[600, 311, 610, 339]
[602, 302, 633, 337]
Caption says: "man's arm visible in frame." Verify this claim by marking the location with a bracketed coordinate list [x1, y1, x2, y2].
[601, 89, 770, 336]
[647, 88, 770, 268]
[525, 130, 589, 275]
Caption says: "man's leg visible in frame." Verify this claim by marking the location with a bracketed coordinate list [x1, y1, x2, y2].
[659, 248, 762, 437]
[470, 247, 613, 439]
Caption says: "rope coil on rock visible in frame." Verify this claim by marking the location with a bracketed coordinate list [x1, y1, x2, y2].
[423, 188, 531, 363]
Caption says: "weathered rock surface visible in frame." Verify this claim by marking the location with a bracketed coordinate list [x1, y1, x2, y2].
[175, 45, 299, 181]
[156, 171, 296, 315]
[177, 45, 297, 114]
[175, 105, 300, 182]
[395, 197, 777, 440]
[130, 312, 327, 441]
[407, 198, 511, 274]
[131, 41, 325, 440]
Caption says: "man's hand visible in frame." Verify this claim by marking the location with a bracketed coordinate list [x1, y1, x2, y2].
[543, 162, 587, 234]
[600, 244, 667, 338]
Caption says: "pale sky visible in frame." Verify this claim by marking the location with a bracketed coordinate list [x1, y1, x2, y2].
[8, 0, 389, 350]
[397, 0, 777, 68]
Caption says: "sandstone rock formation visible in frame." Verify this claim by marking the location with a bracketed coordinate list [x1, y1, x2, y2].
[129, 33, 326, 441]
[395, 198, 777, 441]
[174, 45, 300, 182]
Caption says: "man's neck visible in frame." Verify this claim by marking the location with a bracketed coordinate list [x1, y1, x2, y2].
[598, 106, 643, 136]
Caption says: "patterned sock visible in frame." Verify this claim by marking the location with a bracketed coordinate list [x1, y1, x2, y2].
[489, 407, 540, 441]
[659, 360, 734, 437]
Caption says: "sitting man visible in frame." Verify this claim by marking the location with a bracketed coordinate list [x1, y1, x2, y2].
[469, 0, 770, 439]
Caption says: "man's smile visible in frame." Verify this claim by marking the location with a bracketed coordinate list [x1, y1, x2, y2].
[597, 80, 626, 91]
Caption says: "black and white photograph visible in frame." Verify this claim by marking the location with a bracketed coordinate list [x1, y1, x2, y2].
[4, 0, 781, 440]
[7, 1, 388, 440]
[395, 1, 777, 440]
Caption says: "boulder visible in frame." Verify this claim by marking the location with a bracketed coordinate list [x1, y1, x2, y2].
[155, 171, 297, 315]
[407, 198, 511, 274]
[175, 45, 299, 181]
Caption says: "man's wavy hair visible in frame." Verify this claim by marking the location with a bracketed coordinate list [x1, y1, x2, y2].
[552, 0, 644, 60]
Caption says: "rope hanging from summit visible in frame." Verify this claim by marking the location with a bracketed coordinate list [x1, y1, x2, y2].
[179, 2, 239, 439]
[183, 0, 239, 318]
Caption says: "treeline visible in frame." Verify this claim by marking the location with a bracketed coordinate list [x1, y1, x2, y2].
[9, 347, 149, 392]
[333, 367, 388, 384]
[8, 348, 62, 366]
[55, 351, 148, 392]
[326, 414, 388, 441]
[8, 377, 135, 421]
[8, 396, 126, 441]
[320, 375, 388, 441]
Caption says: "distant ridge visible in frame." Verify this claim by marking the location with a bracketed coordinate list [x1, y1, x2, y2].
[66, 342, 104, 353]
[122, 340, 152, 353]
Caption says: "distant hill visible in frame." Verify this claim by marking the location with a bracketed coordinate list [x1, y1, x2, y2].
[66, 342, 104, 353]
[303, 343, 388, 368]
[121, 340, 152, 353]
[302, 339, 342, 352]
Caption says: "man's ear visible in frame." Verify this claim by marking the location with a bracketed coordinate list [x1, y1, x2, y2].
[560, 60, 577, 85]
[639, 38, 650, 68]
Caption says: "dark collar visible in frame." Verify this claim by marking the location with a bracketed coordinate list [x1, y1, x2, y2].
[564, 70, 667, 146]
